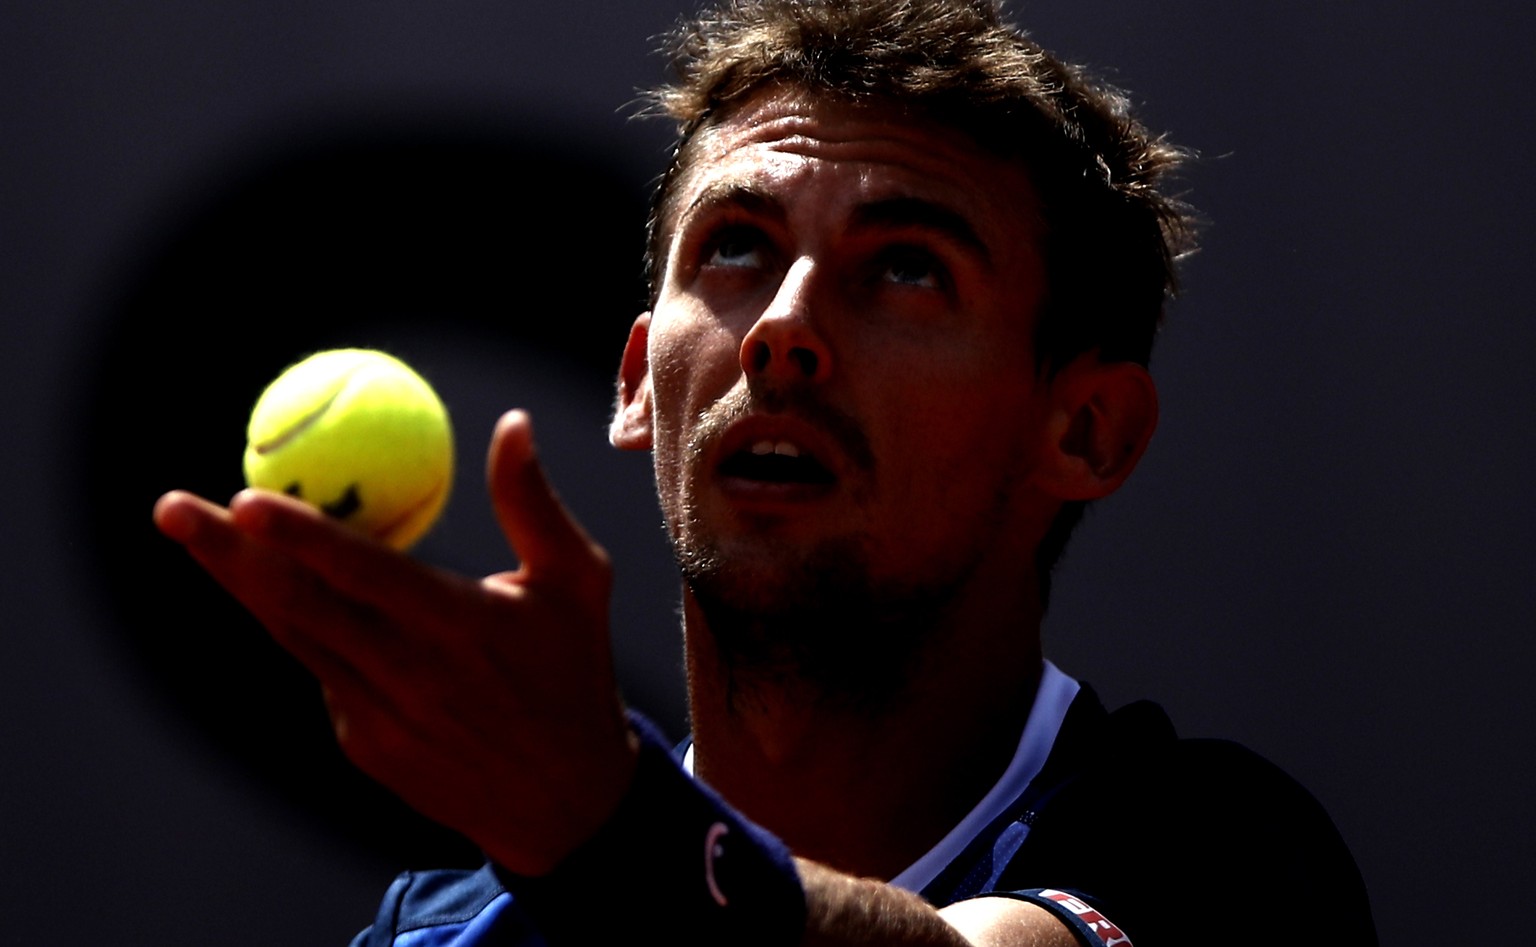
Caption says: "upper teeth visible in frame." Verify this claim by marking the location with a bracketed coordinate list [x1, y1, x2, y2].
[750, 440, 801, 458]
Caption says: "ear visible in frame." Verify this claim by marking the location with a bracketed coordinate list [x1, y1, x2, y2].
[1031, 355, 1159, 502]
[609, 313, 654, 451]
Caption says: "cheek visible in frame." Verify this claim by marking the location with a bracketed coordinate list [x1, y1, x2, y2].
[644, 313, 742, 495]
[881, 374, 1044, 509]
[648, 320, 723, 436]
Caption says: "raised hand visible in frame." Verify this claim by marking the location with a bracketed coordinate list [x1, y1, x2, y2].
[153, 409, 639, 875]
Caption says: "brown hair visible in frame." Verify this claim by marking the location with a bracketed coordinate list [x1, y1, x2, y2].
[642, 0, 1198, 596]
[644, 0, 1196, 373]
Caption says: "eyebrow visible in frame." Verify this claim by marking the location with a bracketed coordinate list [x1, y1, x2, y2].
[680, 183, 785, 228]
[675, 186, 991, 265]
[848, 197, 992, 265]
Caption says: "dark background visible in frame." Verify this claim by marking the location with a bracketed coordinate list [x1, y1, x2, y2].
[4, 1, 1532, 943]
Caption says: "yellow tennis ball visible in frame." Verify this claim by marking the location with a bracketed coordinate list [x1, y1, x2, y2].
[243, 348, 453, 550]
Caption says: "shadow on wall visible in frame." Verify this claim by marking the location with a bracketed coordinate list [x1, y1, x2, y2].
[71, 113, 653, 870]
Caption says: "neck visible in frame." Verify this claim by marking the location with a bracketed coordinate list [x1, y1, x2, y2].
[682, 582, 1045, 881]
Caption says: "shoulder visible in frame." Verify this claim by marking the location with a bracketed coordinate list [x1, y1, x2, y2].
[1027, 729, 1358, 869]
[349, 863, 544, 947]
[996, 695, 1377, 945]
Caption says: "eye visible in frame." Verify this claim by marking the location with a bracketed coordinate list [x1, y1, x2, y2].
[876, 246, 948, 290]
[704, 225, 769, 269]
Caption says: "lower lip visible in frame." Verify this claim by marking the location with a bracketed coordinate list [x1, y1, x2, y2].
[717, 475, 837, 509]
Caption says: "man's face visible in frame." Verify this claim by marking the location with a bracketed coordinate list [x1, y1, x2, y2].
[617, 88, 1060, 635]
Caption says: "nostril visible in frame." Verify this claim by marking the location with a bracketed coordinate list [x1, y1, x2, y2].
[742, 333, 826, 380]
[746, 340, 771, 373]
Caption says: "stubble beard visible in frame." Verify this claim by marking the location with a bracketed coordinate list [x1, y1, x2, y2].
[677, 532, 956, 715]
[664, 386, 971, 715]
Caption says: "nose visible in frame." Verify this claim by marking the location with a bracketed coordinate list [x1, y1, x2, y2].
[739, 258, 833, 384]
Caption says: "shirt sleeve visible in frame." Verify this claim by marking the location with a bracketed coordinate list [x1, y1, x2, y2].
[349, 865, 546, 947]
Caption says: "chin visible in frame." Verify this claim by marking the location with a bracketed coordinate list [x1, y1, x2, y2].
[675, 531, 962, 707]
[674, 531, 858, 615]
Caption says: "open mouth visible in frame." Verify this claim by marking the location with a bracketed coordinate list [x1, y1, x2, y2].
[719, 439, 835, 486]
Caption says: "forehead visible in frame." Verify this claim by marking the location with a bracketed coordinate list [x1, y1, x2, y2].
[663, 89, 1043, 250]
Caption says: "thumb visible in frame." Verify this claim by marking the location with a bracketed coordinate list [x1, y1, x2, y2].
[487, 410, 611, 587]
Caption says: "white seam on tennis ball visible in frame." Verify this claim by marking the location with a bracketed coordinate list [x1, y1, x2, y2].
[372, 474, 450, 546]
[251, 369, 359, 456]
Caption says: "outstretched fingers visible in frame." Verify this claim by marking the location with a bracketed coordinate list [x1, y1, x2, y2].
[153, 413, 635, 872]
[154, 489, 461, 694]
[154, 489, 379, 639]
[230, 489, 472, 622]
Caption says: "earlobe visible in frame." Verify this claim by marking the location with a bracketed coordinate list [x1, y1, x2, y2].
[610, 313, 655, 451]
[1034, 357, 1158, 501]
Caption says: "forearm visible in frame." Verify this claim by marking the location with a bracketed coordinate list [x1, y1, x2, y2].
[798, 859, 969, 946]
[798, 859, 1077, 947]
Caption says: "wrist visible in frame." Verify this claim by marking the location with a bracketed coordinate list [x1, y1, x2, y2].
[501, 711, 807, 945]
[477, 710, 642, 877]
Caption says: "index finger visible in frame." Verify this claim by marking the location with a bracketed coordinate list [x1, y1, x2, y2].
[154, 489, 402, 654]
[221, 488, 480, 624]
